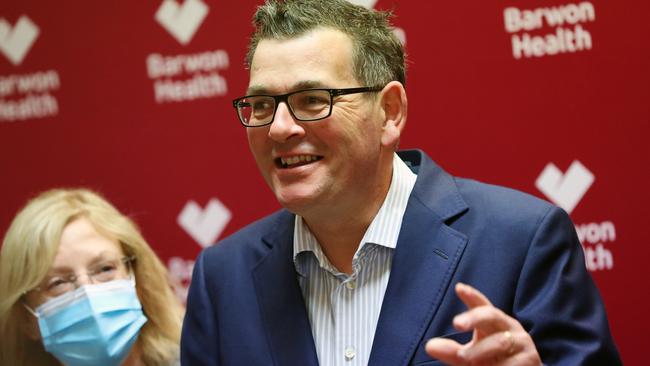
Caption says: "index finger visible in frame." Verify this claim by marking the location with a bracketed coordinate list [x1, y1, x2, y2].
[455, 282, 493, 309]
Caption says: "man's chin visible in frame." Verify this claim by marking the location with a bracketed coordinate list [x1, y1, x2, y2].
[275, 191, 317, 216]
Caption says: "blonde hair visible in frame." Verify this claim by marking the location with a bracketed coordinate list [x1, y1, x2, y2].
[0, 188, 183, 366]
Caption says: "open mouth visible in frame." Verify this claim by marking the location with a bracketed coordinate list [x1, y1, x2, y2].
[276, 155, 323, 168]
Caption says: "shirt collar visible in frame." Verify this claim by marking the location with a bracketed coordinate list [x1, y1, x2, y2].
[293, 153, 417, 276]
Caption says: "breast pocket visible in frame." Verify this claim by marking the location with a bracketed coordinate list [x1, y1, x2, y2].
[409, 331, 472, 366]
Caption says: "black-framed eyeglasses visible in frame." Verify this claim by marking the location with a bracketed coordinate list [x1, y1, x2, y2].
[232, 86, 383, 127]
[26, 255, 136, 298]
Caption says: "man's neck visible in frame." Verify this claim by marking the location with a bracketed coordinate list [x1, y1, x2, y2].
[301, 174, 392, 274]
[303, 216, 374, 274]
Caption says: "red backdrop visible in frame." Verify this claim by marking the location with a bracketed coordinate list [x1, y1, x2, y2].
[1, 1, 647, 363]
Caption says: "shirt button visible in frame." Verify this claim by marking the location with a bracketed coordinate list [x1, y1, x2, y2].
[346, 280, 356, 290]
[344, 346, 356, 361]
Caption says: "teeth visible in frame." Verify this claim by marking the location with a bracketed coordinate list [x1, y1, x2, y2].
[280, 155, 320, 167]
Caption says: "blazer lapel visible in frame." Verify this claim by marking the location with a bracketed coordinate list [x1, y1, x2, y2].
[252, 212, 319, 366]
[369, 150, 469, 366]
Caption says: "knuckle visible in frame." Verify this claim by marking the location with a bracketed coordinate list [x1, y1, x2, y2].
[498, 334, 511, 351]
[474, 306, 497, 321]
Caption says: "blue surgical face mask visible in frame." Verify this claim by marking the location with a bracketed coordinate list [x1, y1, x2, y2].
[24, 277, 148, 366]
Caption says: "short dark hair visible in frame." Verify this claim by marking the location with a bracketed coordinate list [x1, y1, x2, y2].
[246, 0, 406, 87]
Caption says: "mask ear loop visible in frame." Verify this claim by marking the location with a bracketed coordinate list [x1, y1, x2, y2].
[22, 301, 39, 318]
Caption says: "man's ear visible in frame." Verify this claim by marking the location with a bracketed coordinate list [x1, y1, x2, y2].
[379, 81, 407, 149]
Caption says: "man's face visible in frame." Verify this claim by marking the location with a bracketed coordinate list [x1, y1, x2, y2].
[246, 27, 389, 217]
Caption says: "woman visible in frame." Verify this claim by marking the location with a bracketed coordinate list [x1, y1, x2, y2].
[0, 188, 184, 366]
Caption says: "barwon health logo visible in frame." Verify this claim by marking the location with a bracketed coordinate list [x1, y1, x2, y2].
[535, 161, 615, 272]
[347, 0, 379, 8]
[148, 0, 227, 104]
[155, 0, 209, 45]
[0, 15, 40, 66]
[535, 160, 594, 214]
[178, 198, 231, 248]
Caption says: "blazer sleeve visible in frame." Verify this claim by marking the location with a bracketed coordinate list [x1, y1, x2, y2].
[181, 250, 221, 366]
[514, 206, 621, 365]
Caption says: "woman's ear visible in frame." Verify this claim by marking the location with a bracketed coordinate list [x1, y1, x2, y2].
[24, 323, 41, 341]
[379, 81, 407, 149]
[20, 302, 41, 341]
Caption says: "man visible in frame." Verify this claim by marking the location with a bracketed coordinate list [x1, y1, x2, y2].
[181, 0, 621, 365]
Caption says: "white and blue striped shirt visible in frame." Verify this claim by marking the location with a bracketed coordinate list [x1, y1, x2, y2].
[293, 154, 417, 366]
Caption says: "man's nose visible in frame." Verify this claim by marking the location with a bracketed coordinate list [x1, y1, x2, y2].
[268, 102, 305, 142]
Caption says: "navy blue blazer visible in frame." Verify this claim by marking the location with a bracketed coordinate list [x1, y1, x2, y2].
[181, 149, 621, 365]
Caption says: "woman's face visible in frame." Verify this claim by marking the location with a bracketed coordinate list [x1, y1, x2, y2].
[23, 217, 129, 338]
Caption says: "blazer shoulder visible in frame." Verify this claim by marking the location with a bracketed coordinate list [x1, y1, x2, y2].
[199, 209, 293, 266]
[454, 177, 557, 219]
[404, 149, 559, 224]
[449, 177, 575, 245]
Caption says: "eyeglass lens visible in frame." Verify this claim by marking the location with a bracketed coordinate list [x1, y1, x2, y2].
[38, 257, 131, 297]
[237, 89, 331, 126]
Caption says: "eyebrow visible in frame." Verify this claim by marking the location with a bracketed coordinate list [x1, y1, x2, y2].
[246, 80, 329, 95]
[45, 250, 124, 276]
